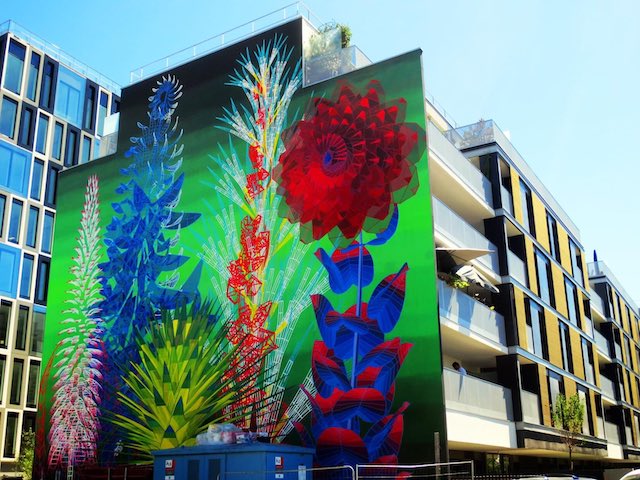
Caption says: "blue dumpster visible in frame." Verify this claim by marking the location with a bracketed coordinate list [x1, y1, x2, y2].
[152, 443, 314, 480]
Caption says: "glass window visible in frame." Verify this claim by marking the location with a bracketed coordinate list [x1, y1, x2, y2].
[0, 96, 19, 138]
[26, 361, 40, 408]
[559, 322, 573, 373]
[84, 85, 96, 130]
[535, 250, 554, 307]
[565, 277, 580, 327]
[4, 412, 19, 457]
[26, 52, 41, 102]
[45, 165, 59, 207]
[582, 338, 595, 385]
[0, 355, 5, 403]
[0, 194, 5, 238]
[97, 91, 108, 135]
[3, 40, 26, 94]
[30, 309, 45, 354]
[30, 159, 44, 200]
[577, 386, 593, 435]
[548, 370, 564, 412]
[526, 299, 547, 359]
[81, 136, 91, 164]
[0, 140, 31, 196]
[19, 254, 34, 300]
[546, 213, 559, 261]
[52, 122, 64, 161]
[111, 97, 120, 114]
[15, 306, 28, 350]
[8, 199, 23, 243]
[18, 105, 34, 147]
[35, 258, 50, 305]
[64, 128, 78, 167]
[569, 239, 584, 287]
[35, 114, 49, 154]
[0, 301, 11, 348]
[41, 211, 54, 254]
[40, 60, 55, 109]
[26, 206, 39, 248]
[9, 358, 24, 405]
[54, 66, 85, 128]
[520, 180, 535, 235]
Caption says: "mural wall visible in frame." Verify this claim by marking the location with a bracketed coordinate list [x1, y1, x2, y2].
[36, 18, 445, 476]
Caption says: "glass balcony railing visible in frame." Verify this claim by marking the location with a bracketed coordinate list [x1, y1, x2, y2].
[521, 390, 541, 424]
[443, 368, 513, 421]
[428, 123, 494, 206]
[600, 375, 617, 400]
[590, 291, 606, 316]
[594, 329, 610, 356]
[500, 185, 513, 215]
[304, 44, 372, 86]
[596, 416, 607, 440]
[605, 421, 621, 444]
[438, 280, 506, 345]
[432, 197, 500, 273]
[507, 251, 528, 287]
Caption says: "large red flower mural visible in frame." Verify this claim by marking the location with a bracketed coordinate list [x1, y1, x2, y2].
[273, 80, 424, 244]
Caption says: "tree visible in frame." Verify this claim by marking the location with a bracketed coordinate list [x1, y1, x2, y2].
[552, 393, 585, 473]
[18, 428, 35, 480]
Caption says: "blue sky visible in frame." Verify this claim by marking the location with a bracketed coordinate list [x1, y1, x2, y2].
[4, 0, 639, 306]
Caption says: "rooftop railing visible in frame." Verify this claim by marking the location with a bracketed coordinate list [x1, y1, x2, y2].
[129, 2, 322, 83]
[0, 19, 121, 95]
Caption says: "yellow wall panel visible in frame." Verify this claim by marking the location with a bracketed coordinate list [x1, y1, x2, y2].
[514, 288, 528, 349]
[525, 240, 538, 297]
[570, 330, 585, 379]
[539, 364, 551, 426]
[589, 390, 599, 437]
[557, 225, 572, 272]
[552, 264, 568, 318]
[532, 194, 550, 251]
[511, 171, 524, 225]
[565, 378, 577, 397]
[545, 311, 562, 368]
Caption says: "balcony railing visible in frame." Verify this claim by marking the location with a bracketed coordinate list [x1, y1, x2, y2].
[428, 122, 494, 206]
[443, 368, 513, 421]
[432, 197, 500, 273]
[605, 421, 621, 444]
[500, 185, 513, 215]
[438, 280, 506, 345]
[594, 329, 610, 356]
[600, 375, 617, 400]
[590, 291, 606, 316]
[507, 251, 528, 287]
[521, 390, 541, 424]
[304, 44, 372, 86]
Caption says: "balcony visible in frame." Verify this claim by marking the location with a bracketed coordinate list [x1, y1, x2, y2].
[304, 44, 372, 86]
[500, 185, 513, 215]
[590, 291, 606, 316]
[521, 390, 542, 424]
[443, 369, 513, 421]
[605, 421, 622, 444]
[432, 197, 500, 274]
[589, 261, 639, 313]
[507, 251, 528, 287]
[428, 122, 494, 206]
[438, 280, 506, 346]
[594, 329, 610, 356]
[600, 375, 618, 400]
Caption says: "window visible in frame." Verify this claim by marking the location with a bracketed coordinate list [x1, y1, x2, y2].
[547, 370, 564, 413]
[535, 249, 554, 307]
[40, 60, 56, 110]
[520, 180, 536, 235]
[0, 194, 5, 238]
[30, 309, 45, 354]
[15, 306, 28, 350]
[54, 66, 85, 128]
[8, 199, 23, 243]
[9, 358, 24, 405]
[624, 336, 632, 367]
[64, 128, 79, 167]
[18, 104, 35, 148]
[26, 52, 41, 102]
[84, 85, 96, 131]
[52, 122, 64, 160]
[19, 254, 34, 300]
[41, 211, 54, 254]
[97, 91, 108, 135]
[35, 257, 50, 305]
[111, 97, 120, 114]
[569, 239, 584, 287]
[0, 96, 19, 138]
[525, 299, 547, 359]
[0, 244, 20, 298]
[81, 135, 91, 164]
[559, 322, 573, 373]
[3, 40, 26, 94]
[0, 140, 31, 196]
[546, 213, 560, 261]
[577, 386, 593, 435]
[30, 159, 44, 200]
[26, 361, 40, 408]
[35, 114, 49, 154]
[582, 337, 595, 385]
[0, 355, 5, 403]
[45, 165, 60, 207]
[4, 412, 19, 457]
[565, 276, 580, 327]
[25, 206, 39, 248]
[0, 301, 11, 348]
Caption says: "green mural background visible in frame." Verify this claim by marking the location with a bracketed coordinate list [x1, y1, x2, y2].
[37, 18, 445, 473]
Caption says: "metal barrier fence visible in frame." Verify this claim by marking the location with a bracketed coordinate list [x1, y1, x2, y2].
[218, 465, 355, 480]
[356, 460, 475, 480]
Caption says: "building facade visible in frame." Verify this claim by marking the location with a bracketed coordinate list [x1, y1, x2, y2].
[0, 20, 119, 470]
[427, 101, 640, 474]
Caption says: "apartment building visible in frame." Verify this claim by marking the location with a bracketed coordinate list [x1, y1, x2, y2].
[0, 20, 119, 470]
[427, 102, 640, 474]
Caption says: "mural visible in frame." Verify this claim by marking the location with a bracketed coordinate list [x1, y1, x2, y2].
[36, 18, 444, 477]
